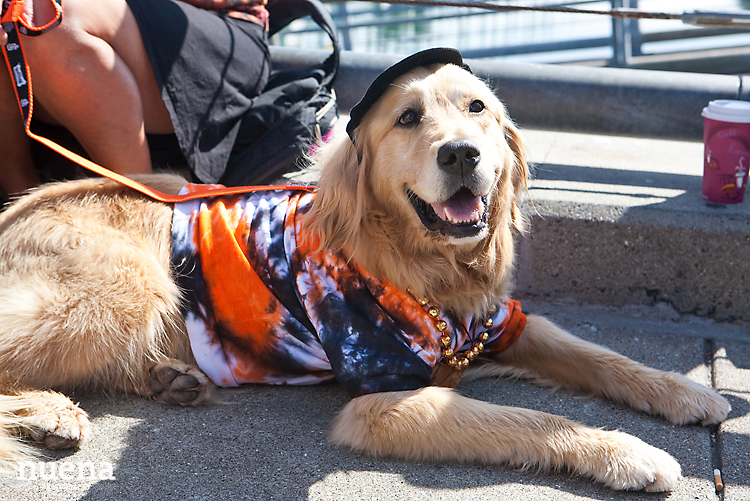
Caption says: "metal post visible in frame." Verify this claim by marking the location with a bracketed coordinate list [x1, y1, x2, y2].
[629, 0, 643, 57]
[611, 0, 632, 67]
[334, 3, 353, 52]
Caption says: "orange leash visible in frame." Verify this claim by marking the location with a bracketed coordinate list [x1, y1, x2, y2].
[1, 0, 307, 202]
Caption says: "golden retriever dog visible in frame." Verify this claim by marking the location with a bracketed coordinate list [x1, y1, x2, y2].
[0, 48, 730, 491]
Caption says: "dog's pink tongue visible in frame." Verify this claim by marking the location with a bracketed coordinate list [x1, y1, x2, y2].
[431, 191, 484, 225]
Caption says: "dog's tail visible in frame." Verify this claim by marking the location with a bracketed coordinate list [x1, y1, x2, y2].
[0, 397, 40, 474]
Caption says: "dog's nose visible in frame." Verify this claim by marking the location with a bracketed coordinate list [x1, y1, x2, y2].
[437, 139, 481, 175]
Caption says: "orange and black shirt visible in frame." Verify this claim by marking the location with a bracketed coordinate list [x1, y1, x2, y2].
[172, 185, 526, 398]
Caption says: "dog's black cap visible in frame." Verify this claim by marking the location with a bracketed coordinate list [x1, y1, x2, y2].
[346, 48, 471, 143]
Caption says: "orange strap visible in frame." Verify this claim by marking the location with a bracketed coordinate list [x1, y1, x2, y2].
[1, 0, 301, 203]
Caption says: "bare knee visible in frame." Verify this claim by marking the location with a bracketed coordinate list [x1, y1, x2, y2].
[29, 0, 171, 130]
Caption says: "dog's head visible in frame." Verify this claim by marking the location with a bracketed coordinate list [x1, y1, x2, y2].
[307, 49, 529, 314]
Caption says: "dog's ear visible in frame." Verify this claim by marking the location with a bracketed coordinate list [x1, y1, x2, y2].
[304, 131, 373, 251]
[503, 118, 530, 234]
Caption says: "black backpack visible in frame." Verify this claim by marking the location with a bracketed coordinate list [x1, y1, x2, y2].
[220, 0, 340, 186]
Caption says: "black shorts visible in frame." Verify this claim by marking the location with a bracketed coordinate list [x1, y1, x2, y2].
[127, 0, 271, 183]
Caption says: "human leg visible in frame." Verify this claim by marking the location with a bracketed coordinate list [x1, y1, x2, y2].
[2, 0, 173, 189]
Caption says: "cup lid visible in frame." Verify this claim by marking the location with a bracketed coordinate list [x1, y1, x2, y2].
[702, 99, 750, 123]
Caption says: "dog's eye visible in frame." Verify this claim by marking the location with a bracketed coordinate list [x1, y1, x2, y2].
[398, 110, 418, 126]
[469, 100, 485, 114]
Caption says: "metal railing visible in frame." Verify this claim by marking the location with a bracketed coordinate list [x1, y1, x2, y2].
[273, 0, 750, 72]
[271, 44, 750, 138]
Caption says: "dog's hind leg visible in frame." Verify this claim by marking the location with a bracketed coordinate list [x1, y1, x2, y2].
[485, 314, 730, 426]
[0, 185, 200, 399]
[0, 180, 215, 464]
[0, 236, 183, 396]
[332, 387, 681, 491]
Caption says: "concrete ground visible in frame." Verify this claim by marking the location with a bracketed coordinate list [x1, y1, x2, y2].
[0, 128, 747, 500]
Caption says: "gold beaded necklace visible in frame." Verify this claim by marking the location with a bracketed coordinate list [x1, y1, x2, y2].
[408, 290, 497, 386]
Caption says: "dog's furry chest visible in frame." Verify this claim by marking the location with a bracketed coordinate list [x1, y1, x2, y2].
[170, 186, 524, 398]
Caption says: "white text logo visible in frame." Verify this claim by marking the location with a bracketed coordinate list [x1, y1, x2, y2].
[17, 461, 115, 481]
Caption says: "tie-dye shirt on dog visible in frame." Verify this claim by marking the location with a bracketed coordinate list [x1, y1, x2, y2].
[171, 184, 526, 398]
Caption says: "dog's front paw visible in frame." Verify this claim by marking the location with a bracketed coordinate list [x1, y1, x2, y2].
[148, 361, 213, 406]
[648, 373, 730, 426]
[586, 430, 681, 492]
[19, 392, 91, 449]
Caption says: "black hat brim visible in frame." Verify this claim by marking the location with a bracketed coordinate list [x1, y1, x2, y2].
[346, 48, 470, 142]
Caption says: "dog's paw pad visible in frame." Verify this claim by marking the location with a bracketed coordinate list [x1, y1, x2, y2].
[148, 362, 213, 406]
[21, 394, 91, 450]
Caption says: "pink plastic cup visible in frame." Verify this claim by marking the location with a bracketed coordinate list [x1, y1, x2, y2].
[701, 100, 750, 204]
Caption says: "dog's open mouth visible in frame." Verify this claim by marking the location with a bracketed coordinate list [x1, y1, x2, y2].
[407, 187, 487, 238]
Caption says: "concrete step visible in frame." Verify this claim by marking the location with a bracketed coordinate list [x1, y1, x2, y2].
[515, 129, 750, 327]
